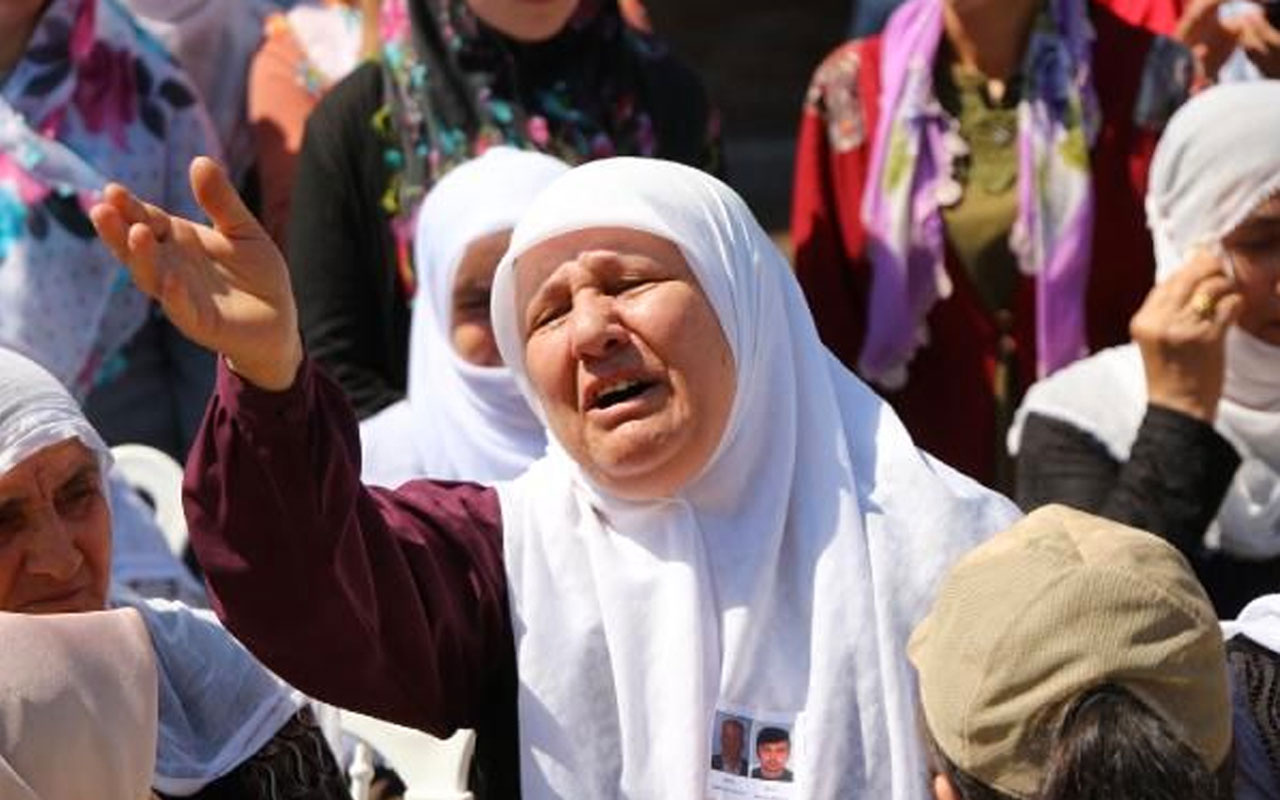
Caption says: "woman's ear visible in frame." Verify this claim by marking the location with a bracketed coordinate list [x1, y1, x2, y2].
[933, 772, 961, 800]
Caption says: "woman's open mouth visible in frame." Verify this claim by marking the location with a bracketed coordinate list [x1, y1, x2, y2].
[592, 378, 657, 410]
[585, 376, 664, 425]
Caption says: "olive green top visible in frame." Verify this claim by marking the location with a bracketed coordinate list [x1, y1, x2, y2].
[936, 58, 1021, 317]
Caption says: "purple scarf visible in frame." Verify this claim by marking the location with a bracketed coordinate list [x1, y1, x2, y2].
[859, 0, 1099, 388]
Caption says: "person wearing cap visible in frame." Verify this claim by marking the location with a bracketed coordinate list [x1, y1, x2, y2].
[910, 504, 1234, 800]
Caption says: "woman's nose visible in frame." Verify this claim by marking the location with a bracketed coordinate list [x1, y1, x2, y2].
[23, 510, 85, 582]
[568, 292, 625, 360]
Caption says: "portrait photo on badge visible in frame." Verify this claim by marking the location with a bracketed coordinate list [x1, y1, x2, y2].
[749, 722, 794, 783]
[710, 712, 753, 777]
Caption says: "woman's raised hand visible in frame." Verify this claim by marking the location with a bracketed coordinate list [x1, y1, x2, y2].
[90, 157, 303, 391]
[1130, 249, 1243, 422]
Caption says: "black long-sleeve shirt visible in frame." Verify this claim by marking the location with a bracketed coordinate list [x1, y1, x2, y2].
[1016, 406, 1280, 616]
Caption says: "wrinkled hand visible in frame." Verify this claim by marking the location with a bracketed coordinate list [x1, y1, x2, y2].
[1130, 250, 1243, 422]
[1224, 5, 1280, 77]
[1176, 0, 1237, 79]
[90, 157, 303, 391]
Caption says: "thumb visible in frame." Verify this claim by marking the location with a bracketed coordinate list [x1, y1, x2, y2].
[189, 156, 260, 238]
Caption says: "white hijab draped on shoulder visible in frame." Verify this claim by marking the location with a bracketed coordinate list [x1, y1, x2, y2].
[0, 347, 303, 796]
[489, 158, 1021, 798]
[360, 147, 566, 486]
[1010, 81, 1280, 560]
[0, 609, 158, 800]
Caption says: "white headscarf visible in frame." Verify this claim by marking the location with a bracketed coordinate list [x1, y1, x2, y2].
[0, 347, 201, 602]
[1010, 81, 1280, 560]
[489, 158, 1021, 798]
[360, 147, 566, 486]
[0, 347, 303, 795]
[0, 609, 158, 800]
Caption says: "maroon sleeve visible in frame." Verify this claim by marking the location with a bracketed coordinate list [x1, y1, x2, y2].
[182, 357, 510, 737]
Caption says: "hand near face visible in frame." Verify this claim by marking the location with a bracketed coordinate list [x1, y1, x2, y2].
[1223, 5, 1280, 78]
[90, 157, 303, 392]
[1130, 250, 1243, 422]
[1176, 0, 1237, 79]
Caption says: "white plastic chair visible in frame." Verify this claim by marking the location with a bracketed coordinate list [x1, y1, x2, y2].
[110, 443, 189, 558]
[340, 713, 475, 800]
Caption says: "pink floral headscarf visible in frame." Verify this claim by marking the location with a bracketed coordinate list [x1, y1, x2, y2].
[0, 0, 218, 397]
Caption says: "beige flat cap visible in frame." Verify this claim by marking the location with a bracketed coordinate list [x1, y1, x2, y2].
[908, 504, 1230, 799]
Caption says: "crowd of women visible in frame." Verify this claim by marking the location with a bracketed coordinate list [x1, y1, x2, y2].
[4, 0, 1280, 797]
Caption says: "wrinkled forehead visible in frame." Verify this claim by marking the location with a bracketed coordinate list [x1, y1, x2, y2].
[489, 159, 766, 420]
[0, 437, 100, 489]
[512, 227, 699, 310]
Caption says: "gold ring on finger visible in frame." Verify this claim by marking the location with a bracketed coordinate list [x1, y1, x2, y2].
[1191, 291, 1217, 320]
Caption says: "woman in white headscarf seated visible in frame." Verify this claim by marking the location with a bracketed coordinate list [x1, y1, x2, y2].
[359, 147, 566, 487]
[0, 347, 351, 799]
[1010, 81, 1280, 618]
[91, 153, 1019, 799]
[0, 609, 159, 800]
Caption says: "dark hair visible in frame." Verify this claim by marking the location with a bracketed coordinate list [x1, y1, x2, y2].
[927, 684, 1232, 800]
[722, 718, 745, 735]
[756, 727, 790, 749]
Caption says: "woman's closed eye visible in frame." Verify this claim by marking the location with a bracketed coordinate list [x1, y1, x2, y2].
[1233, 234, 1280, 260]
[453, 288, 492, 316]
[614, 276, 656, 296]
[0, 502, 24, 540]
[1228, 219, 1280, 260]
[529, 299, 571, 333]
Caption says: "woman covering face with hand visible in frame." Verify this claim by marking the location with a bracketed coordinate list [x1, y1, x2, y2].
[790, 0, 1225, 488]
[91, 156, 1018, 798]
[359, 147, 565, 487]
[1011, 81, 1280, 617]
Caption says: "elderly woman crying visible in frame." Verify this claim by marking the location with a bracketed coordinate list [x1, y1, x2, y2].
[90, 154, 1019, 798]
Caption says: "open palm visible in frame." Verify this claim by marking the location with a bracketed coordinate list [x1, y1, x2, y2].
[91, 157, 302, 390]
